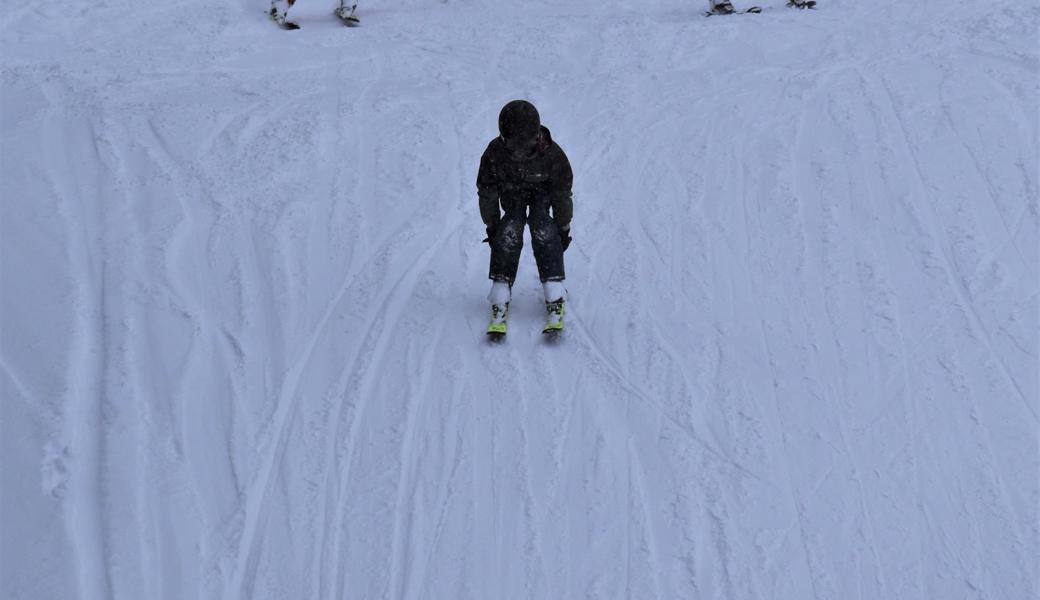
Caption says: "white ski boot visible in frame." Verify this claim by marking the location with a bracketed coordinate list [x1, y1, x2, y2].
[542, 281, 566, 334]
[269, 0, 299, 29]
[487, 303, 509, 337]
[543, 298, 565, 334]
[709, 0, 736, 15]
[335, 1, 360, 26]
[486, 281, 511, 337]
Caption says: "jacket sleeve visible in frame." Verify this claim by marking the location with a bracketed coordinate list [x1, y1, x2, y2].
[476, 148, 501, 226]
[549, 147, 573, 228]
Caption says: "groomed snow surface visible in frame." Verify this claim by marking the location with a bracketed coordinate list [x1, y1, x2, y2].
[2, 0, 1037, 598]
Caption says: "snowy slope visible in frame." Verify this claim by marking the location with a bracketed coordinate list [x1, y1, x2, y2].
[2, 0, 1037, 598]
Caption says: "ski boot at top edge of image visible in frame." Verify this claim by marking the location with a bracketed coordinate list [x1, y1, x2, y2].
[335, 1, 361, 26]
[706, 1, 761, 16]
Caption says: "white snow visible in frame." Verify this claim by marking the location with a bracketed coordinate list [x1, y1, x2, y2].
[2, 0, 1037, 598]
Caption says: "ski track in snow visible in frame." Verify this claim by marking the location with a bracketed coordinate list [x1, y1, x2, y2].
[2, 1, 1038, 599]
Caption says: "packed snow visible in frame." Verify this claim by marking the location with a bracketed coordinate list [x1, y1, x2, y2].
[2, 0, 1037, 598]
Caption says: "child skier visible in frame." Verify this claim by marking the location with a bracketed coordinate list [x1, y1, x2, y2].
[269, 0, 358, 28]
[477, 100, 573, 337]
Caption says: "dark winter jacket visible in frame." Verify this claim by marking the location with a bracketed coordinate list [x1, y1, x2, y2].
[477, 126, 573, 229]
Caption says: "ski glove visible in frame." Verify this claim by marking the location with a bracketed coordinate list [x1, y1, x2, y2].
[483, 224, 497, 247]
[559, 225, 572, 251]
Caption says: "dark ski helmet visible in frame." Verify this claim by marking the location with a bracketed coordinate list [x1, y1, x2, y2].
[498, 100, 540, 142]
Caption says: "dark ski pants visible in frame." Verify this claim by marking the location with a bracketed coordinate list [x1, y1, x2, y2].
[489, 198, 565, 284]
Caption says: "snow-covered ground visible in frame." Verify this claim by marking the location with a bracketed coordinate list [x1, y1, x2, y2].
[2, 0, 1037, 598]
